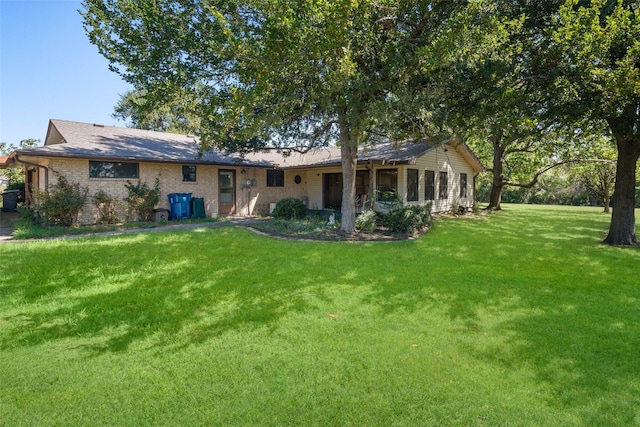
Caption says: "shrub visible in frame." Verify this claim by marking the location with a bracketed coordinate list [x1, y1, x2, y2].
[450, 200, 466, 215]
[382, 204, 431, 235]
[93, 190, 121, 224]
[124, 177, 160, 222]
[36, 172, 89, 226]
[272, 198, 307, 220]
[5, 182, 24, 192]
[355, 210, 378, 232]
[16, 205, 36, 222]
[375, 189, 403, 211]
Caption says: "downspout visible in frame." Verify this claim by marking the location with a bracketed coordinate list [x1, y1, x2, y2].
[15, 155, 49, 204]
[473, 173, 478, 206]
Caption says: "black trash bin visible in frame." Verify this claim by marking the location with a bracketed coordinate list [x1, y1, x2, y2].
[1, 190, 20, 212]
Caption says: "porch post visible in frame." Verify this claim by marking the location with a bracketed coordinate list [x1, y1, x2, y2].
[368, 160, 374, 210]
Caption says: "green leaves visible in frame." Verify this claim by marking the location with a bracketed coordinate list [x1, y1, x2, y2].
[124, 176, 161, 222]
[82, 0, 438, 152]
[36, 172, 89, 227]
[551, 0, 640, 119]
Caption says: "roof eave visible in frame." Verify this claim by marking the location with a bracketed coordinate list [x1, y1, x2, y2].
[276, 158, 412, 170]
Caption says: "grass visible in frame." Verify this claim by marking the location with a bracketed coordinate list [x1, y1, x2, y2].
[1, 204, 639, 425]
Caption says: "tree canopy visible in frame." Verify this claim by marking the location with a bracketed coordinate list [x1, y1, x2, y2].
[83, 0, 466, 232]
[113, 89, 201, 134]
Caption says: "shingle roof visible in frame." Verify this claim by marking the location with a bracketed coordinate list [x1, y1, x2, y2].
[14, 119, 483, 172]
[29, 119, 257, 166]
[245, 140, 439, 168]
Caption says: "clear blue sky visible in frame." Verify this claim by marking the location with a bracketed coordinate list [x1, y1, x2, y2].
[0, 0, 132, 146]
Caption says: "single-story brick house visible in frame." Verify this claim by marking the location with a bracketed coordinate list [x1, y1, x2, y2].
[3, 119, 484, 224]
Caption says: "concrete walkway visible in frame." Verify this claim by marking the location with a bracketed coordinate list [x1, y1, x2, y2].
[0, 215, 263, 243]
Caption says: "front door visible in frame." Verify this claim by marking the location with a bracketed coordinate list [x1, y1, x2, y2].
[324, 173, 343, 210]
[218, 170, 236, 215]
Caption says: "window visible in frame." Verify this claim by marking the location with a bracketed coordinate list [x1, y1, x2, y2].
[438, 171, 448, 199]
[89, 161, 139, 178]
[267, 169, 284, 187]
[377, 169, 398, 201]
[460, 173, 468, 198]
[407, 169, 419, 201]
[425, 170, 435, 201]
[182, 165, 197, 182]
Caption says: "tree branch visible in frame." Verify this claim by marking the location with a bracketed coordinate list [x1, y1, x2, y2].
[505, 159, 614, 189]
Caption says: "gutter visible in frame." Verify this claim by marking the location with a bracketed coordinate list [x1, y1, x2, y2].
[10, 151, 264, 168]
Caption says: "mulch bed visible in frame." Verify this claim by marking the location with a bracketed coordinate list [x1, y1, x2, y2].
[247, 221, 426, 242]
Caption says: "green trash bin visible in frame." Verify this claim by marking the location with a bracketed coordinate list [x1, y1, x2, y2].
[192, 197, 206, 219]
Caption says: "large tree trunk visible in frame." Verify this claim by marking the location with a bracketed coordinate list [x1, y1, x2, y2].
[486, 135, 506, 211]
[488, 182, 504, 211]
[604, 137, 640, 246]
[339, 120, 358, 233]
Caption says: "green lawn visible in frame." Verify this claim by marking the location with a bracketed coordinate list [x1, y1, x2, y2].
[1, 204, 639, 425]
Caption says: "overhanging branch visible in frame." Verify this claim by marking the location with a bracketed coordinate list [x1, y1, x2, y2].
[505, 158, 614, 189]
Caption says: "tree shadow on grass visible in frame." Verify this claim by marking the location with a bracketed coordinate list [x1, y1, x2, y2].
[363, 265, 640, 423]
[2, 210, 639, 423]
[0, 228, 319, 356]
[483, 292, 640, 424]
[362, 208, 640, 423]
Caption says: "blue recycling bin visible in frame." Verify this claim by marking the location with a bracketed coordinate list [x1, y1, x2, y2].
[168, 193, 192, 220]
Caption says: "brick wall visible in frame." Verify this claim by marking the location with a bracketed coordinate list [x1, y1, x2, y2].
[42, 160, 309, 224]
[237, 168, 307, 215]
